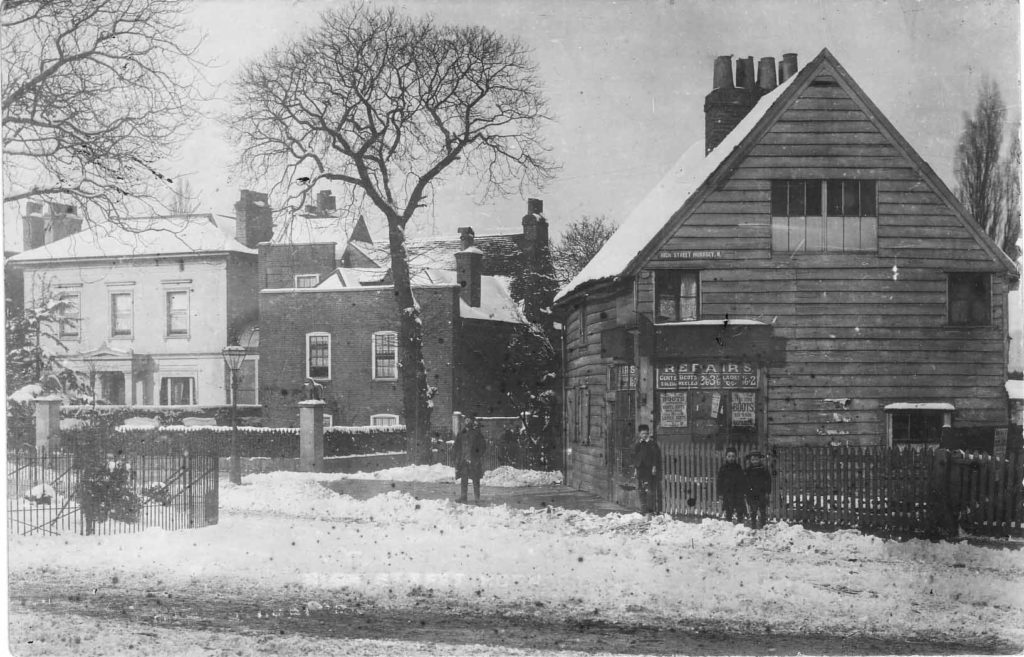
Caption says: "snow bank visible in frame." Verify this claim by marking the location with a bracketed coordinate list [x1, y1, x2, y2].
[242, 464, 562, 487]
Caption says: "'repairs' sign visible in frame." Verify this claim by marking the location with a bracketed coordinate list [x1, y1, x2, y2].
[656, 361, 758, 389]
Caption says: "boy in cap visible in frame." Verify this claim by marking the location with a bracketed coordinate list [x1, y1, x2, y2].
[716, 447, 746, 523]
[633, 424, 662, 515]
[744, 451, 772, 529]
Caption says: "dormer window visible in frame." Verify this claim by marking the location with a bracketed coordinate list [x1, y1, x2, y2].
[771, 179, 877, 253]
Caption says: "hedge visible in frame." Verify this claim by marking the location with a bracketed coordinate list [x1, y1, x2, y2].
[62, 404, 263, 428]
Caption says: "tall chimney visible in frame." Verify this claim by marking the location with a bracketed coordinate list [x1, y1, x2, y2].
[757, 57, 778, 93]
[316, 189, 336, 215]
[234, 190, 273, 248]
[779, 53, 799, 84]
[704, 55, 757, 154]
[22, 201, 80, 251]
[521, 198, 548, 266]
[735, 56, 755, 92]
[455, 235, 483, 308]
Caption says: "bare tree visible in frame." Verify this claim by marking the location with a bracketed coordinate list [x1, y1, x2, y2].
[954, 79, 1021, 261]
[2, 0, 207, 222]
[167, 177, 201, 215]
[552, 215, 617, 284]
[227, 5, 555, 462]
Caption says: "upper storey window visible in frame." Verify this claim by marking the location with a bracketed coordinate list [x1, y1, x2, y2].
[771, 179, 877, 253]
[655, 270, 700, 323]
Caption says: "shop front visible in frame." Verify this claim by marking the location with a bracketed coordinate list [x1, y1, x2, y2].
[649, 322, 783, 448]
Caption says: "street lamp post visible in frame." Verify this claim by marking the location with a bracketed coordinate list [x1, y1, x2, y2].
[222, 345, 247, 485]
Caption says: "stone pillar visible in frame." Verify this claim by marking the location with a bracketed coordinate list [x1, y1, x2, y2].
[298, 400, 325, 472]
[34, 396, 62, 452]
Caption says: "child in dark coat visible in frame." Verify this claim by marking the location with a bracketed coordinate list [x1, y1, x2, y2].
[454, 414, 487, 503]
[716, 447, 746, 523]
[744, 451, 772, 529]
[633, 424, 662, 515]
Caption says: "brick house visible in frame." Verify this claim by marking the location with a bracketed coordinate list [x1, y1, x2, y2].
[8, 208, 261, 406]
[258, 228, 530, 430]
[554, 49, 1018, 504]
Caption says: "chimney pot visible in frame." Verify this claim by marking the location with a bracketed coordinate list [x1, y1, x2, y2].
[713, 55, 734, 90]
[779, 52, 798, 84]
[527, 198, 543, 215]
[735, 56, 755, 92]
[757, 57, 778, 92]
[457, 226, 475, 249]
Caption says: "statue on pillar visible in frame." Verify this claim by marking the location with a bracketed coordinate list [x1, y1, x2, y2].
[302, 378, 324, 401]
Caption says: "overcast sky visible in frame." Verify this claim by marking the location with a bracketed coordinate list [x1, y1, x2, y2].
[6, 0, 1022, 248]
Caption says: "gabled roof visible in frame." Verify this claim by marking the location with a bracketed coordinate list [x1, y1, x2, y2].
[555, 48, 1019, 303]
[8, 214, 256, 263]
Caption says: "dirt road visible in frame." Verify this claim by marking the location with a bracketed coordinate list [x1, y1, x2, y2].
[9, 575, 1017, 656]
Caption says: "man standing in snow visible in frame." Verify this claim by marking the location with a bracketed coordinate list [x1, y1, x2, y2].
[454, 413, 487, 504]
[633, 424, 662, 515]
[744, 451, 772, 529]
[716, 447, 746, 523]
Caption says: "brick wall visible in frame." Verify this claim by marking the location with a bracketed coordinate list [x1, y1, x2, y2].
[258, 242, 336, 289]
[259, 286, 459, 433]
[454, 318, 520, 417]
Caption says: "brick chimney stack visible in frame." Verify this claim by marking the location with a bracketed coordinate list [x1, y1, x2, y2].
[22, 202, 80, 251]
[705, 53, 797, 154]
[316, 189, 336, 215]
[521, 197, 548, 264]
[234, 190, 273, 248]
[455, 227, 482, 308]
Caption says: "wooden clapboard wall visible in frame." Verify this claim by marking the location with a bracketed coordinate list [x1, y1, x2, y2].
[637, 64, 1010, 446]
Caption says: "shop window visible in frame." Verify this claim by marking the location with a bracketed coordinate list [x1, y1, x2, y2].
[372, 331, 398, 380]
[654, 361, 759, 444]
[771, 179, 877, 253]
[654, 270, 700, 323]
[306, 332, 331, 380]
[948, 273, 990, 326]
[160, 377, 195, 405]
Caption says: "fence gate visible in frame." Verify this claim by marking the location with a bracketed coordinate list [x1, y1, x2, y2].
[7, 442, 219, 537]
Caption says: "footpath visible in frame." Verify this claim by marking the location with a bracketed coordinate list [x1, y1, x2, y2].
[320, 479, 631, 516]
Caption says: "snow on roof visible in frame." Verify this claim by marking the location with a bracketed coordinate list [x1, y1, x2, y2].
[8, 215, 257, 262]
[420, 269, 525, 324]
[316, 267, 390, 288]
[554, 74, 798, 303]
[1007, 379, 1023, 401]
[883, 403, 956, 411]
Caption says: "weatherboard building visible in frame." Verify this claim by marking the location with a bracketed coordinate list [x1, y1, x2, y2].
[553, 49, 1018, 503]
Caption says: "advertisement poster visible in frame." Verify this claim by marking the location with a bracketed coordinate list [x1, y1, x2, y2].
[659, 391, 688, 428]
[732, 392, 756, 427]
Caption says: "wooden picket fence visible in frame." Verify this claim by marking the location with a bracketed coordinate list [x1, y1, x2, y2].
[660, 442, 1024, 537]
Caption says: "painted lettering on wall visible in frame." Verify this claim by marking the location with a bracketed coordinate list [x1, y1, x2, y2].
[658, 250, 723, 260]
[656, 361, 758, 389]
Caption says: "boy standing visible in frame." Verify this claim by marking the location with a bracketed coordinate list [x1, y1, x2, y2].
[633, 424, 662, 515]
[716, 447, 746, 523]
[744, 451, 772, 529]
[454, 413, 487, 503]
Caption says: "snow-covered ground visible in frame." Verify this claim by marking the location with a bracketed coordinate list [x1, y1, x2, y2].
[8, 466, 1024, 655]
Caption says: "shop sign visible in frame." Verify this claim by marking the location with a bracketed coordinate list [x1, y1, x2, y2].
[659, 391, 688, 428]
[656, 361, 758, 389]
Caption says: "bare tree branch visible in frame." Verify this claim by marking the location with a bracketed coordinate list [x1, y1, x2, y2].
[226, 4, 557, 462]
[2, 0, 209, 224]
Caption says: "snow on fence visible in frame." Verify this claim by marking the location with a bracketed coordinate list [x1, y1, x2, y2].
[660, 443, 1024, 537]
